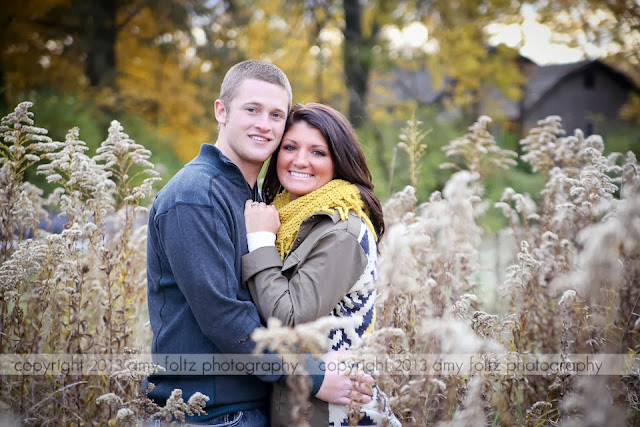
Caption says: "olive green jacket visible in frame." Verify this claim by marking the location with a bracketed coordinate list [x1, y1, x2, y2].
[242, 210, 369, 426]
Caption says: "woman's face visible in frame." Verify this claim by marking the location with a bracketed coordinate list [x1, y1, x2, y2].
[276, 121, 335, 200]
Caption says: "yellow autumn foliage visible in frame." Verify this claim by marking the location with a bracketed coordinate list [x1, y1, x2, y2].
[117, 7, 212, 162]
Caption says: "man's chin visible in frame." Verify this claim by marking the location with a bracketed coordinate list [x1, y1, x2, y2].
[252, 149, 278, 163]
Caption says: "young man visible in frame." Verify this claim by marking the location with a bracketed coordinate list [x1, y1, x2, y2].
[146, 60, 371, 426]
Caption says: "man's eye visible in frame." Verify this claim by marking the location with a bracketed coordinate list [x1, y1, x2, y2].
[247, 107, 257, 113]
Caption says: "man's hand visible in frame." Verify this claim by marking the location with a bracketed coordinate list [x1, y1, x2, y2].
[245, 200, 280, 234]
[315, 350, 374, 406]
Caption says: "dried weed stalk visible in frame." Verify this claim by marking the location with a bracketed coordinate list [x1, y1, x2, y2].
[0, 102, 170, 426]
[361, 115, 638, 425]
[397, 114, 430, 188]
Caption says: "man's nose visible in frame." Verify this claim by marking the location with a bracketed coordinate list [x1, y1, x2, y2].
[255, 113, 271, 131]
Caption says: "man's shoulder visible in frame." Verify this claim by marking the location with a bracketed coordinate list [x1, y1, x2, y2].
[152, 144, 248, 215]
[152, 166, 234, 214]
[158, 163, 215, 197]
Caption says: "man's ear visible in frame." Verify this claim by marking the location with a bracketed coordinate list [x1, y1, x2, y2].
[214, 99, 227, 125]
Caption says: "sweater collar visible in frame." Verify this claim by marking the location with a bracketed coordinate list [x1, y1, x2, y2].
[192, 144, 260, 199]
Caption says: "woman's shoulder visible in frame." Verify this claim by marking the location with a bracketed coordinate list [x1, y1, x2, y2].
[301, 211, 375, 255]
[300, 210, 364, 239]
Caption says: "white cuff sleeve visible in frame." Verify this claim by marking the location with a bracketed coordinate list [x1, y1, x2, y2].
[247, 232, 277, 252]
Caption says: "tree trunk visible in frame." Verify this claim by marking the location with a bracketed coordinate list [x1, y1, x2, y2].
[342, 0, 369, 128]
[83, 0, 118, 90]
[0, 62, 8, 114]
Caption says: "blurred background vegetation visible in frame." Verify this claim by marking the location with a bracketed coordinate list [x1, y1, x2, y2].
[2, 0, 639, 230]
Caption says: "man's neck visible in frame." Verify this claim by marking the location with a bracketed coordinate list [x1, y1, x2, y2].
[214, 141, 261, 188]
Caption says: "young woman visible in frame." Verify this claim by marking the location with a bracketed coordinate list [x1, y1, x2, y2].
[242, 103, 400, 426]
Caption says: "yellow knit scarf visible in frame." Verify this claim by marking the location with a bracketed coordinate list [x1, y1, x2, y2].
[272, 179, 377, 260]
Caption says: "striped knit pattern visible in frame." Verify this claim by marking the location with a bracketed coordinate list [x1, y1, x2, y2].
[327, 221, 402, 427]
[327, 220, 377, 352]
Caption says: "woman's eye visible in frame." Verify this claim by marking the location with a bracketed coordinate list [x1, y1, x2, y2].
[313, 150, 326, 156]
[282, 144, 296, 151]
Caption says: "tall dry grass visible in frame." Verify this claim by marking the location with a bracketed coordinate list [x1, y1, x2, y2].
[366, 115, 639, 426]
[0, 102, 638, 426]
[0, 102, 166, 425]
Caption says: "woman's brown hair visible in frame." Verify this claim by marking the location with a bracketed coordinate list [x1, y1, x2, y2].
[262, 102, 385, 240]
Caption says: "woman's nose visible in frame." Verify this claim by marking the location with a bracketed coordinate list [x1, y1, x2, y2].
[293, 150, 309, 167]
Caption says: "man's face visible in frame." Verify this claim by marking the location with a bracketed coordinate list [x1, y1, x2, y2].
[214, 79, 289, 173]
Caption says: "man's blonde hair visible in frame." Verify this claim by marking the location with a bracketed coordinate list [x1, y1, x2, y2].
[219, 60, 292, 110]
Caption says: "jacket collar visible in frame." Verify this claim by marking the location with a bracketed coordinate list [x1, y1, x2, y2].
[191, 144, 258, 196]
[287, 210, 344, 255]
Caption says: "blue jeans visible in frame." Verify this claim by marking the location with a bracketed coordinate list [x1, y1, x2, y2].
[146, 408, 269, 427]
[200, 408, 268, 427]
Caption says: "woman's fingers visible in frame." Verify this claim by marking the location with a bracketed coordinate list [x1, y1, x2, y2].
[348, 388, 373, 405]
[350, 374, 374, 397]
[245, 200, 280, 234]
[335, 373, 375, 406]
[245, 199, 267, 209]
[331, 382, 373, 406]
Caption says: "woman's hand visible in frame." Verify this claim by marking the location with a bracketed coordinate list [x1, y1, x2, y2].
[315, 350, 374, 406]
[245, 200, 280, 234]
